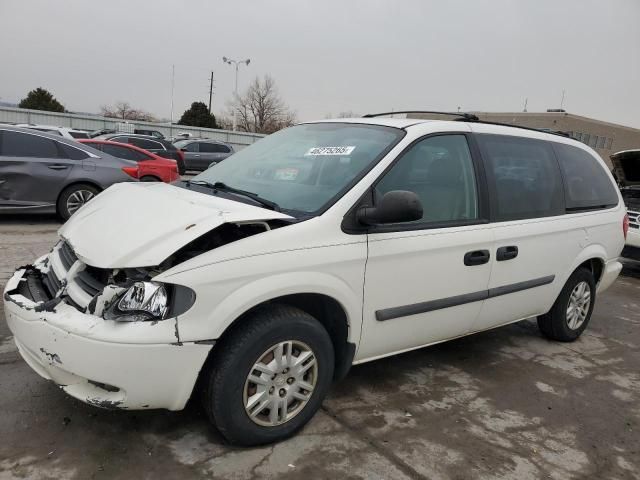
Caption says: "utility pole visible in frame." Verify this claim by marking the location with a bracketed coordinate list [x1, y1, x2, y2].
[170, 64, 175, 136]
[208, 71, 215, 114]
[222, 56, 251, 131]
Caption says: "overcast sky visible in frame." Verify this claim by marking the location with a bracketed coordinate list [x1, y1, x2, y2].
[1, 0, 639, 127]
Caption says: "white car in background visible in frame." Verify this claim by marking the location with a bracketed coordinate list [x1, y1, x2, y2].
[14, 123, 90, 140]
[611, 150, 640, 259]
[4, 113, 627, 446]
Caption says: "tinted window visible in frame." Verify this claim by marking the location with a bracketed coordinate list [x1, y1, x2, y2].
[180, 142, 199, 152]
[478, 134, 564, 221]
[200, 142, 230, 153]
[376, 135, 478, 223]
[1, 130, 59, 158]
[58, 142, 89, 160]
[553, 142, 618, 210]
[129, 137, 163, 151]
[110, 136, 129, 144]
[102, 144, 147, 161]
[70, 131, 90, 139]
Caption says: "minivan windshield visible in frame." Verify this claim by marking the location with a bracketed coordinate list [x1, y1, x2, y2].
[190, 123, 404, 214]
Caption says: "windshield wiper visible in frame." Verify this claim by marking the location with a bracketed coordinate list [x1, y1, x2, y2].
[189, 180, 280, 211]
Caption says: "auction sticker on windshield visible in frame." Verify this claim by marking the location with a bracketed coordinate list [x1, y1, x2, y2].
[305, 146, 356, 156]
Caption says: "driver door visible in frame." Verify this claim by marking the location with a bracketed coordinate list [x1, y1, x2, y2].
[357, 133, 494, 361]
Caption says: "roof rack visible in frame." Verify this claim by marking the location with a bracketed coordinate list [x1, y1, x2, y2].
[467, 119, 572, 138]
[362, 110, 479, 121]
[362, 110, 572, 138]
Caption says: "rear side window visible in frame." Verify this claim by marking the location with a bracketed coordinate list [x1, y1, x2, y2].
[553, 142, 618, 210]
[102, 144, 148, 161]
[129, 137, 163, 151]
[478, 134, 564, 221]
[57, 142, 89, 160]
[0, 130, 59, 158]
[200, 142, 231, 153]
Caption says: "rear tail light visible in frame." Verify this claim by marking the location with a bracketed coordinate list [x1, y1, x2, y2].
[623, 214, 629, 240]
[122, 166, 139, 179]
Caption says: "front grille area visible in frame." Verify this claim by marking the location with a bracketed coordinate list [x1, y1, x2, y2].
[628, 209, 639, 230]
[44, 241, 109, 311]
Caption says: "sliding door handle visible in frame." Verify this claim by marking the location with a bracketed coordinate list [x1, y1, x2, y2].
[497, 246, 518, 261]
[464, 249, 490, 266]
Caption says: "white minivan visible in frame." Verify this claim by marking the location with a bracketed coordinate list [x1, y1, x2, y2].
[4, 114, 627, 445]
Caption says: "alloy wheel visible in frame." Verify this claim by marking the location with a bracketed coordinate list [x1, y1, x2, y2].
[566, 281, 591, 330]
[66, 189, 95, 215]
[243, 340, 318, 427]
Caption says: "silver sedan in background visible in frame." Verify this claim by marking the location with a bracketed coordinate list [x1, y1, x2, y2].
[0, 126, 139, 220]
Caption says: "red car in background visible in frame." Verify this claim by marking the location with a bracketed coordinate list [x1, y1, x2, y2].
[79, 140, 180, 183]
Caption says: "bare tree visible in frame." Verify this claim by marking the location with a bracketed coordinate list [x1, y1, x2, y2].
[229, 75, 296, 134]
[101, 101, 155, 121]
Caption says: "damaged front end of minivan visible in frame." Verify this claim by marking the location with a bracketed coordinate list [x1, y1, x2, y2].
[4, 185, 293, 411]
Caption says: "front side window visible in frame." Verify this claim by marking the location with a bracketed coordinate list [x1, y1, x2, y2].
[192, 123, 404, 214]
[375, 134, 478, 223]
[553, 142, 618, 210]
[478, 134, 564, 221]
[200, 143, 231, 153]
[175, 141, 198, 152]
[0, 130, 59, 158]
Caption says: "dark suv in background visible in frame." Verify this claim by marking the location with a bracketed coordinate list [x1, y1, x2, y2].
[174, 139, 234, 171]
[96, 133, 185, 174]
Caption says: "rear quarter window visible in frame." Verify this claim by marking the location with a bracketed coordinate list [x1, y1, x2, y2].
[552, 142, 619, 210]
[478, 134, 564, 221]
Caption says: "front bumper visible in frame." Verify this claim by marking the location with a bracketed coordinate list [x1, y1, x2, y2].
[4, 267, 211, 411]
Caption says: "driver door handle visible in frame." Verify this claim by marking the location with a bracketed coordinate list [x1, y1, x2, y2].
[496, 246, 519, 261]
[47, 164, 69, 170]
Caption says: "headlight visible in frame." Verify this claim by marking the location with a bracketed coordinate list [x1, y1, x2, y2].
[105, 281, 168, 322]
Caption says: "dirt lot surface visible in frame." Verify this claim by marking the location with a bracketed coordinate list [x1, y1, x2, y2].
[1, 215, 639, 479]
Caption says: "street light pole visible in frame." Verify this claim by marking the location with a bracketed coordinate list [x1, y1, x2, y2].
[223, 56, 250, 131]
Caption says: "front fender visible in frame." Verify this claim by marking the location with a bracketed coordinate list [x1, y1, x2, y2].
[160, 243, 367, 345]
[178, 271, 362, 344]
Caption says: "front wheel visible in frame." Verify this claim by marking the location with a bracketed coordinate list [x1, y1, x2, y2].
[537, 268, 596, 342]
[201, 305, 334, 446]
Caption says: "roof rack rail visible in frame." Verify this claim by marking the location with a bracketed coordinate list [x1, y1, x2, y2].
[467, 119, 572, 138]
[362, 110, 479, 121]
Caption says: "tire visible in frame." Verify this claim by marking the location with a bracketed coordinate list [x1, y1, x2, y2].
[57, 183, 100, 221]
[537, 268, 596, 342]
[201, 304, 334, 446]
[140, 175, 161, 182]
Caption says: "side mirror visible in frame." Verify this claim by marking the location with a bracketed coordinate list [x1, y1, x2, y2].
[357, 190, 423, 225]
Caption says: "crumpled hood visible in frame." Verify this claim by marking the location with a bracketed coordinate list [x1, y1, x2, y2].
[611, 150, 640, 187]
[59, 182, 293, 268]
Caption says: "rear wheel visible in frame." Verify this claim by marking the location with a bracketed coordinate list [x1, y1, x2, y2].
[537, 268, 595, 342]
[57, 183, 100, 221]
[201, 305, 334, 446]
[140, 175, 161, 182]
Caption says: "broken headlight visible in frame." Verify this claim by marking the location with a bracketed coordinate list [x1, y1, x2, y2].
[106, 281, 168, 322]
